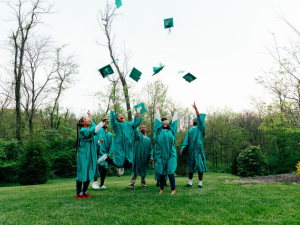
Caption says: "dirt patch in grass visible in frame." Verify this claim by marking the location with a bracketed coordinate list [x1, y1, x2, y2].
[232, 174, 300, 184]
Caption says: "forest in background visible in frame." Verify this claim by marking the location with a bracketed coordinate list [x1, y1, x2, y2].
[0, 1, 300, 183]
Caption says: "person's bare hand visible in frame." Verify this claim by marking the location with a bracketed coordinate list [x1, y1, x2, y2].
[109, 103, 115, 111]
[180, 150, 183, 156]
[150, 159, 153, 163]
[137, 106, 142, 113]
[172, 107, 178, 112]
[191, 101, 197, 109]
[100, 139, 104, 143]
[87, 110, 92, 120]
[156, 103, 160, 110]
[101, 118, 108, 122]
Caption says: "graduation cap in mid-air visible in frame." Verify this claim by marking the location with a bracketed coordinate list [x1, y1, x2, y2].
[183, 73, 197, 83]
[129, 67, 142, 82]
[164, 18, 174, 33]
[115, 0, 122, 8]
[153, 63, 165, 76]
[134, 102, 147, 114]
[99, 64, 114, 78]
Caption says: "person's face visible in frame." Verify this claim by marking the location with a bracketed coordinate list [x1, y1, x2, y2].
[81, 117, 91, 126]
[162, 119, 169, 128]
[140, 125, 147, 134]
[117, 114, 125, 122]
[193, 118, 197, 126]
[103, 122, 108, 128]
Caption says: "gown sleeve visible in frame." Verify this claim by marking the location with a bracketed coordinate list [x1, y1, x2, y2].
[108, 133, 114, 157]
[90, 121, 96, 134]
[181, 130, 190, 153]
[131, 114, 142, 130]
[196, 114, 206, 138]
[149, 141, 154, 159]
[95, 122, 105, 134]
[110, 110, 118, 133]
[169, 111, 178, 137]
[154, 109, 162, 142]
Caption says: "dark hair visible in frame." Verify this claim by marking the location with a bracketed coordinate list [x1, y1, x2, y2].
[76, 117, 84, 154]
[161, 117, 168, 122]
[140, 124, 146, 128]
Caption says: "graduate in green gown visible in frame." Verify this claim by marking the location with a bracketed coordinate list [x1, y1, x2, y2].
[180, 102, 208, 188]
[76, 111, 108, 199]
[92, 122, 114, 190]
[154, 103, 178, 195]
[129, 125, 153, 189]
[97, 103, 142, 175]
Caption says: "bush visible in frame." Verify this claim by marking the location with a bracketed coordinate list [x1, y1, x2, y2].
[18, 139, 50, 185]
[176, 149, 188, 176]
[237, 146, 266, 177]
[0, 139, 22, 161]
[296, 162, 300, 175]
[0, 161, 18, 183]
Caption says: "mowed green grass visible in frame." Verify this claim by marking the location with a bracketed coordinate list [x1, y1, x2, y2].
[0, 172, 299, 225]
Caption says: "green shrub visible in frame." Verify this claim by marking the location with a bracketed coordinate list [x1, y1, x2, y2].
[0, 161, 18, 183]
[237, 146, 266, 177]
[0, 139, 22, 161]
[18, 139, 50, 185]
[176, 149, 188, 176]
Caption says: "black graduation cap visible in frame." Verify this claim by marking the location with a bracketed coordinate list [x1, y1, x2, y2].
[129, 67, 142, 82]
[183, 73, 197, 83]
[99, 64, 114, 78]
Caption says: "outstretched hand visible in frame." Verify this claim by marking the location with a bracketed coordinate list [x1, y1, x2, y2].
[100, 139, 104, 143]
[180, 150, 183, 156]
[87, 110, 92, 121]
[137, 106, 142, 113]
[109, 103, 115, 111]
[172, 106, 178, 112]
[156, 103, 160, 110]
[191, 101, 197, 109]
[101, 118, 108, 123]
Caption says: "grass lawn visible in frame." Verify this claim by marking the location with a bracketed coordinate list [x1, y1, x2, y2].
[0, 172, 299, 225]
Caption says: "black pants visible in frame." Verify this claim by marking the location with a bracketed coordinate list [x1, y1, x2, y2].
[76, 180, 90, 195]
[160, 174, 175, 191]
[105, 158, 132, 169]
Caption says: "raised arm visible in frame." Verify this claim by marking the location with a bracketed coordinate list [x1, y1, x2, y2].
[180, 130, 190, 156]
[109, 103, 118, 132]
[169, 107, 178, 137]
[95, 118, 109, 134]
[192, 102, 206, 137]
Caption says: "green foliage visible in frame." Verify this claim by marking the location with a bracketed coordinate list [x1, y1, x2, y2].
[237, 146, 266, 177]
[0, 161, 18, 183]
[0, 139, 22, 161]
[18, 139, 50, 185]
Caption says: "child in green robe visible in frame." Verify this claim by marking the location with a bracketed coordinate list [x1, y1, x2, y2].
[76, 111, 108, 199]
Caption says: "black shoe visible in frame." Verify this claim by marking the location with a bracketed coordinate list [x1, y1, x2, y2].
[198, 185, 203, 188]
[186, 184, 194, 187]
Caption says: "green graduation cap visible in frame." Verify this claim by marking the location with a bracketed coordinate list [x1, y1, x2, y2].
[153, 63, 165, 76]
[99, 64, 114, 78]
[134, 102, 147, 114]
[129, 67, 142, 82]
[115, 0, 122, 8]
[183, 73, 197, 83]
[164, 18, 174, 29]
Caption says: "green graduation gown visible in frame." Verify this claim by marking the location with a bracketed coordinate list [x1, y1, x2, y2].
[131, 129, 153, 179]
[77, 121, 98, 182]
[94, 128, 114, 178]
[110, 111, 142, 168]
[181, 114, 208, 173]
[154, 110, 178, 175]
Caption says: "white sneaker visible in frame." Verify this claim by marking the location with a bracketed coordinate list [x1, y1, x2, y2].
[97, 154, 107, 165]
[120, 168, 124, 175]
[100, 185, 106, 189]
[92, 181, 100, 190]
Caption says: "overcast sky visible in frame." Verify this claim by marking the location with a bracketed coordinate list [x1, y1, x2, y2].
[1, 0, 300, 116]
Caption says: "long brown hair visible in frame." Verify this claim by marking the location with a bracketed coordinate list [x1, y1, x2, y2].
[76, 117, 84, 161]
